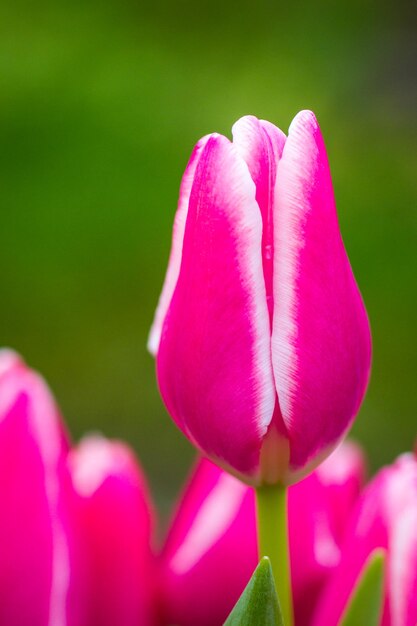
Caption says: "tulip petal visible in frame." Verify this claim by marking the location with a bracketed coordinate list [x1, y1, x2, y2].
[232, 116, 286, 318]
[339, 550, 385, 626]
[290, 441, 365, 625]
[161, 443, 364, 626]
[272, 110, 371, 475]
[389, 505, 417, 626]
[70, 436, 155, 626]
[316, 440, 366, 543]
[148, 135, 211, 356]
[311, 453, 417, 626]
[156, 134, 275, 478]
[0, 351, 76, 626]
[160, 457, 257, 626]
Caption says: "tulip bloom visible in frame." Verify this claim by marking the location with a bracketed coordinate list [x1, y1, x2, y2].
[69, 435, 156, 626]
[158, 441, 365, 626]
[311, 453, 417, 626]
[149, 111, 371, 485]
[0, 350, 79, 626]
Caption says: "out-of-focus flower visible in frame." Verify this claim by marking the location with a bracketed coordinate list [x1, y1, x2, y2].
[149, 111, 371, 485]
[311, 453, 417, 626]
[0, 350, 157, 626]
[0, 349, 79, 626]
[291, 440, 366, 624]
[69, 435, 156, 626]
[158, 441, 365, 626]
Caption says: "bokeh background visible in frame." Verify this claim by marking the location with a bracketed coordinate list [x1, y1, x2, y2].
[1, 0, 416, 516]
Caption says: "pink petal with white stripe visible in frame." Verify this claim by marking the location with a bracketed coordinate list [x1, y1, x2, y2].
[290, 440, 366, 625]
[0, 350, 78, 626]
[272, 110, 372, 477]
[232, 116, 286, 319]
[389, 505, 417, 626]
[148, 136, 211, 355]
[156, 134, 275, 479]
[311, 453, 417, 626]
[159, 457, 254, 626]
[315, 440, 366, 543]
[70, 436, 156, 626]
[160, 442, 364, 626]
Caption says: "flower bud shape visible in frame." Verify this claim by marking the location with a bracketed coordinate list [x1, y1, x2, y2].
[158, 441, 365, 626]
[69, 435, 156, 626]
[149, 111, 371, 485]
[0, 349, 79, 626]
[311, 453, 417, 626]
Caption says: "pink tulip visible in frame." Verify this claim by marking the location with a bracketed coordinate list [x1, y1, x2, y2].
[311, 453, 417, 626]
[69, 435, 156, 626]
[149, 111, 371, 485]
[0, 349, 79, 626]
[158, 441, 365, 626]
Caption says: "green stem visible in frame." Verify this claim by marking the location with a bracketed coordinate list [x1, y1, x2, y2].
[255, 483, 293, 626]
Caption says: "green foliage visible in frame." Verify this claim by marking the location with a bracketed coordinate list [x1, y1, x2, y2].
[340, 549, 385, 626]
[223, 558, 284, 626]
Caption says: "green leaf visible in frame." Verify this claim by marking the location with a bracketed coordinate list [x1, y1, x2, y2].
[340, 549, 385, 626]
[223, 557, 284, 626]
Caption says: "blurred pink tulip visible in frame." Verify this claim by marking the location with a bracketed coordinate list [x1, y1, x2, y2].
[69, 435, 156, 626]
[158, 441, 365, 626]
[0, 349, 79, 626]
[311, 453, 417, 626]
[149, 111, 371, 485]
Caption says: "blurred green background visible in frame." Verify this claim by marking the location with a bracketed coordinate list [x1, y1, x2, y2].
[0, 0, 416, 515]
